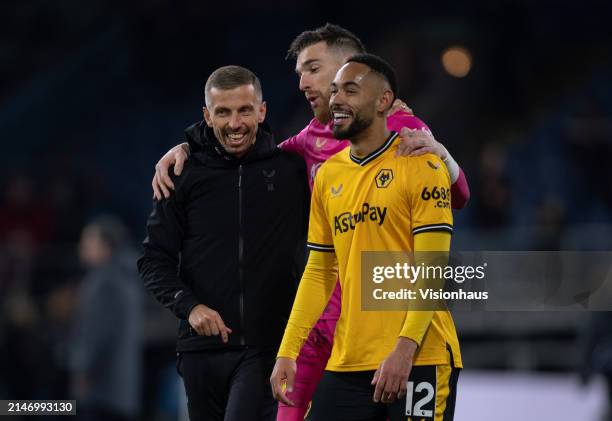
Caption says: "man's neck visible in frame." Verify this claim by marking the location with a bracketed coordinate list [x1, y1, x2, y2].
[349, 120, 391, 158]
[316, 111, 331, 125]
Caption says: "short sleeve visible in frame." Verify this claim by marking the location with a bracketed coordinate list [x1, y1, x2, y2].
[407, 155, 454, 236]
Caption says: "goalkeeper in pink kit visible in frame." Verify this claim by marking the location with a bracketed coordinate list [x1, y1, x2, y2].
[152, 24, 470, 421]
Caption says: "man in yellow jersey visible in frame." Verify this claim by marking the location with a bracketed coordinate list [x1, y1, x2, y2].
[270, 53, 461, 420]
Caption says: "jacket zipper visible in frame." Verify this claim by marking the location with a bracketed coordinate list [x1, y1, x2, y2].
[237, 164, 246, 346]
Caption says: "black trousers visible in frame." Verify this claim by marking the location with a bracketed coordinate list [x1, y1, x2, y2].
[178, 348, 277, 421]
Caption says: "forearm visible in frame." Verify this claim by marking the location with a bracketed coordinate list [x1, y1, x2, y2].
[138, 253, 199, 320]
[450, 167, 470, 209]
[137, 198, 199, 320]
[277, 250, 338, 359]
[399, 232, 451, 345]
[435, 143, 470, 209]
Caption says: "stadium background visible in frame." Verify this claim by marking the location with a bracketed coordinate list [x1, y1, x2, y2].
[2, 0, 612, 419]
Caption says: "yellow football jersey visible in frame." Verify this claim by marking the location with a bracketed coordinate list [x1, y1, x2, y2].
[307, 132, 462, 371]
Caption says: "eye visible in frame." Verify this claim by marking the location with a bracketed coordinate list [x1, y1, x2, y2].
[346, 90, 357, 95]
[311, 67, 319, 74]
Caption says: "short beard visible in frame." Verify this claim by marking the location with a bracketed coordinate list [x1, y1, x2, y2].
[332, 112, 372, 141]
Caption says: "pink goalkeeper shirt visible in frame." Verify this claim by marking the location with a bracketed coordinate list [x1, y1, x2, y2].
[278, 110, 470, 319]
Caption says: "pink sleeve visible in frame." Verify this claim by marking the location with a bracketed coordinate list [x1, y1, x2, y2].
[386, 110, 430, 132]
[387, 110, 471, 210]
[278, 124, 308, 157]
[450, 167, 470, 209]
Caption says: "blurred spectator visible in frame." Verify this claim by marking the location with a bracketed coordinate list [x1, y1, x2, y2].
[70, 216, 143, 421]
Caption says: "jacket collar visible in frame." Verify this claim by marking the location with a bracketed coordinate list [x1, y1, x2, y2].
[185, 121, 277, 166]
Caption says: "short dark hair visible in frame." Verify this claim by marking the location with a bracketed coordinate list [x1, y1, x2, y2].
[286, 23, 366, 59]
[205, 65, 262, 107]
[346, 53, 398, 101]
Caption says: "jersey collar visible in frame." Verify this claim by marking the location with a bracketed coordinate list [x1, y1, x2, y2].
[349, 131, 399, 166]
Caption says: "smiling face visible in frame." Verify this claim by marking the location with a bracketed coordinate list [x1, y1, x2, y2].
[329, 61, 394, 140]
[295, 41, 349, 124]
[203, 84, 266, 158]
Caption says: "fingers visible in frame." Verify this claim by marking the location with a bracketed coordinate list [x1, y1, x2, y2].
[382, 377, 400, 403]
[154, 165, 172, 199]
[213, 315, 232, 343]
[192, 320, 207, 336]
[174, 150, 187, 176]
[204, 312, 232, 342]
[373, 366, 403, 403]
[396, 128, 418, 156]
[373, 372, 386, 403]
[397, 128, 438, 157]
[398, 378, 408, 399]
[285, 365, 295, 394]
[409, 146, 436, 157]
[270, 370, 282, 402]
[159, 165, 175, 193]
[189, 307, 232, 342]
[209, 318, 220, 336]
[270, 370, 295, 406]
[152, 175, 162, 201]
[371, 367, 381, 386]
[375, 373, 401, 403]
[389, 100, 414, 116]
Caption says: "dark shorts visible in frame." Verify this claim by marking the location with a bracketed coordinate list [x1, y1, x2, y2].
[306, 364, 460, 421]
[178, 348, 277, 421]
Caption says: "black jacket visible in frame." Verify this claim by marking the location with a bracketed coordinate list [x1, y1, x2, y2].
[138, 121, 309, 352]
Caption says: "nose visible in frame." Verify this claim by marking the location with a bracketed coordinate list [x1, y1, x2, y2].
[299, 73, 310, 92]
[330, 90, 344, 109]
[229, 112, 242, 130]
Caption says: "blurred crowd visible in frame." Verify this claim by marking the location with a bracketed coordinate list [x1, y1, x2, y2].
[0, 176, 179, 420]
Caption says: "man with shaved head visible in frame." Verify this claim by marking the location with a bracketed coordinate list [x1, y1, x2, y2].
[270, 54, 461, 420]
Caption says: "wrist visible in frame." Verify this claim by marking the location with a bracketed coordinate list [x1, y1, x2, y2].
[438, 143, 449, 162]
[441, 148, 460, 183]
[180, 142, 191, 156]
[395, 336, 418, 357]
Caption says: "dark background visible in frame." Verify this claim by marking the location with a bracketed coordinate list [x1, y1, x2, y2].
[2, 1, 612, 419]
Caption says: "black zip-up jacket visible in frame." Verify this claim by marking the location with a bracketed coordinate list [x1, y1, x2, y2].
[138, 121, 309, 352]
